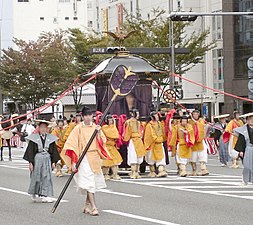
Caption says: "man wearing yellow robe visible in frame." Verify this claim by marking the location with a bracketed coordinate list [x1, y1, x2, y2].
[51, 118, 67, 177]
[144, 112, 167, 177]
[63, 113, 82, 143]
[189, 110, 209, 176]
[124, 109, 146, 179]
[102, 115, 123, 180]
[168, 116, 195, 177]
[225, 111, 244, 168]
[61, 106, 111, 216]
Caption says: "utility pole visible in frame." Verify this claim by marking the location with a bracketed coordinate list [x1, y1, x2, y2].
[169, 0, 175, 90]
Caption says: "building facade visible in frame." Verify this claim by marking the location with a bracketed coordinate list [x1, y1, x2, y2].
[0, 0, 94, 50]
[223, 0, 253, 114]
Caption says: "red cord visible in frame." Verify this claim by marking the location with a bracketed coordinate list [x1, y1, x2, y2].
[172, 73, 253, 103]
[0, 75, 96, 131]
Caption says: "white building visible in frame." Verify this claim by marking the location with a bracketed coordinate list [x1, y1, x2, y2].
[0, 0, 96, 115]
[94, 0, 224, 116]
[0, 0, 95, 50]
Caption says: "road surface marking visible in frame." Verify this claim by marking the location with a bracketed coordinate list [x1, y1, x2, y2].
[103, 210, 180, 225]
[0, 164, 27, 170]
[0, 186, 68, 202]
[98, 189, 142, 198]
[119, 174, 253, 200]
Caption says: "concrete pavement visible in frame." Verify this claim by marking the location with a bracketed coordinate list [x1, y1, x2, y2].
[0, 148, 253, 225]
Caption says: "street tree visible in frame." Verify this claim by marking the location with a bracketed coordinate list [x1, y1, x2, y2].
[0, 30, 77, 111]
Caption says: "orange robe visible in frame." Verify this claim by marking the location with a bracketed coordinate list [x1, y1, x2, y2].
[61, 123, 110, 174]
[63, 122, 77, 142]
[102, 124, 123, 167]
[144, 121, 164, 161]
[51, 127, 67, 153]
[168, 124, 195, 159]
[225, 119, 244, 149]
[189, 118, 205, 151]
[123, 118, 146, 158]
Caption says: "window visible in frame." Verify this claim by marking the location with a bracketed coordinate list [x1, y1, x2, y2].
[213, 49, 224, 90]
[18, 0, 29, 2]
[73, 17, 78, 20]
[59, 0, 70, 2]
[212, 11, 223, 40]
[40, 17, 44, 21]
[65, 17, 69, 20]
[88, 21, 93, 27]
[87, 1, 92, 8]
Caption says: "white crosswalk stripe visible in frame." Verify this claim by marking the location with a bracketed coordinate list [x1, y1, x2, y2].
[0, 155, 29, 170]
[119, 173, 253, 200]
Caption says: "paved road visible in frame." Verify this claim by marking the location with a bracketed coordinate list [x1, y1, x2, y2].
[1, 148, 253, 225]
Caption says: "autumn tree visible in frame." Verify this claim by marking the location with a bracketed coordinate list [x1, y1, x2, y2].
[0, 30, 78, 111]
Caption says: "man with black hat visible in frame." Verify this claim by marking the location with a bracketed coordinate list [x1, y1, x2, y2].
[144, 111, 167, 177]
[61, 106, 111, 216]
[234, 112, 253, 185]
[23, 119, 60, 203]
[51, 116, 68, 177]
[189, 109, 209, 176]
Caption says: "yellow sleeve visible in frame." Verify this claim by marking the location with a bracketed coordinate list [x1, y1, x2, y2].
[225, 121, 233, 133]
[123, 122, 131, 142]
[168, 126, 177, 147]
[144, 123, 157, 150]
[51, 128, 58, 137]
[188, 126, 195, 144]
[63, 123, 75, 142]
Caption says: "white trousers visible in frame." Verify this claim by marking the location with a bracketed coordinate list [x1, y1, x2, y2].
[190, 140, 208, 163]
[228, 136, 239, 159]
[146, 146, 166, 166]
[127, 139, 144, 166]
[74, 156, 106, 194]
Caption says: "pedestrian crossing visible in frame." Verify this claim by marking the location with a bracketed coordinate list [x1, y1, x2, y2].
[0, 155, 29, 170]
[119, 173, 253, 200]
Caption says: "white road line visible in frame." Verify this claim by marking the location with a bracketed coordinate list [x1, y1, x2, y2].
[0, 187, 68, 202]
[98, 189, 142, 198]
[213, 190, 253, 193]
[0, 164, 27, 170]
[103, 210, 180, 225]
[120, 180, 253, 200]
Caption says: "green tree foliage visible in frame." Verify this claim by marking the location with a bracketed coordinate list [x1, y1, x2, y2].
[123, 9, 216, 82]
[0, 31, 77, 110]
[68, 28, 111, 73]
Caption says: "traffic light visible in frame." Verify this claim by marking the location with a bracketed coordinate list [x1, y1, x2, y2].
[170, 15, 198, 22]
[106, 47, 126, 54]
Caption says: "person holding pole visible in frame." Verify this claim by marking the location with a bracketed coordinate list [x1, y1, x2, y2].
[61, 106, 111, 216]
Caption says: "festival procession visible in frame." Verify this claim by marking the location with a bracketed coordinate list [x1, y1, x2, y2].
[1, 1, 253, 225]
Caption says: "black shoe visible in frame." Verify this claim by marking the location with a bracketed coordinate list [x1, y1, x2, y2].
[1, 157, 3, 161]
[9, 157, 12, 161]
